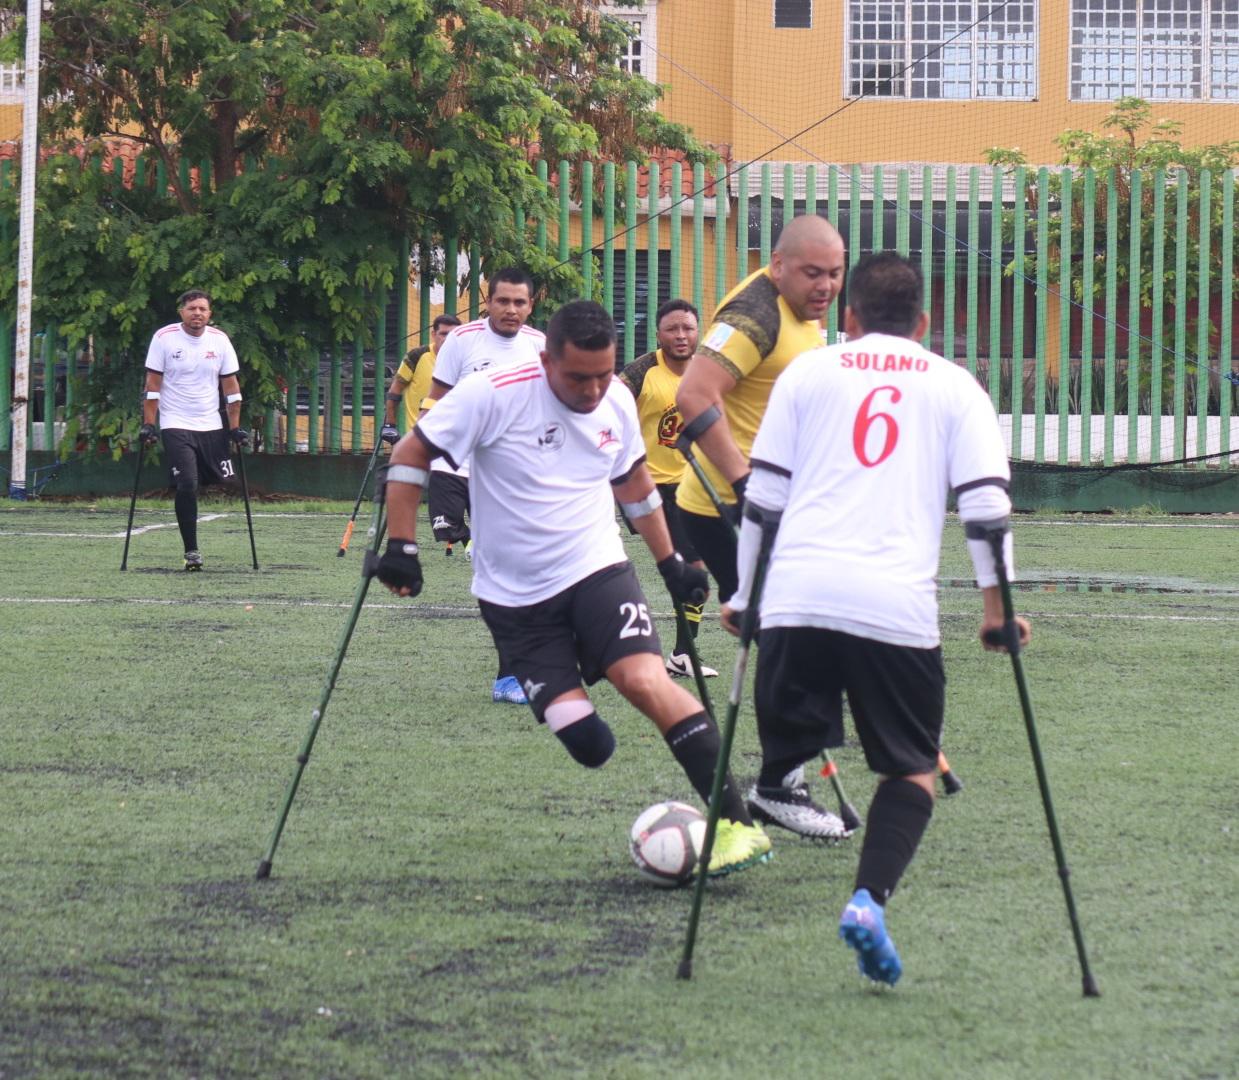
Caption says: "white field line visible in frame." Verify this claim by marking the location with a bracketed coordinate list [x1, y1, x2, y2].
[0, 513, 227, 540]
[1, 596, 1236, 623]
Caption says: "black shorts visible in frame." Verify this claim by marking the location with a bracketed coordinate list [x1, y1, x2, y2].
[427, 471, 470, 543]
[680, 508, 739, 602]
[162, 428, 235, 490]
[657, 483, 701, 565]
[477, 562, 662, 722]
[754, 626, 945, 777]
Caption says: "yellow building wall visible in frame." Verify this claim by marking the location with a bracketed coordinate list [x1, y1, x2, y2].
[657, 0, 1239, 164]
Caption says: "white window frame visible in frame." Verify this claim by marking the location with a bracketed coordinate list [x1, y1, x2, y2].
[1069, 0, 1239, 102]
[602, 3, 657, 84]
[844, 1, 1039, 101]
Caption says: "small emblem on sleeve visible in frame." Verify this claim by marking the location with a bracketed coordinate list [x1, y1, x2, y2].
[703, 323, 736, 351]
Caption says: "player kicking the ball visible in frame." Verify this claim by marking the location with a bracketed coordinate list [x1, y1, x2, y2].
[377, 300, 772, 876]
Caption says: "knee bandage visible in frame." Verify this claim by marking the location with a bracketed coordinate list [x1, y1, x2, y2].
[545, 700, 615, 768]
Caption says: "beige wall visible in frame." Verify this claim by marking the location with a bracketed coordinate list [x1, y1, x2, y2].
[658, 0, 1239, 163]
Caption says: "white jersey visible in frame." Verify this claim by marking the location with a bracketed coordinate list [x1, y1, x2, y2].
[747, 332, 1010, 647]
[145, 324, 240, 431]
[429, 318, 546, 478]
[414, 361, 646, 606]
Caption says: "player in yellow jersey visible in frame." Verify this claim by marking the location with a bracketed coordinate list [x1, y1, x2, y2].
[618, 299, 718, 680]
[676, 214, 848, 840]
[380, 314, 461, 443]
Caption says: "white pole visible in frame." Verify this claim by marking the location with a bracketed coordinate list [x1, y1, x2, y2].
[9, 0, 42, 499]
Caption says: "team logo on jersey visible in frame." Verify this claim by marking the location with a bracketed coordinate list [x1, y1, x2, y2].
[596, 428, 619, 451]
[656, 404, 682, 449]
[537, 423, 565, 452]
[169, 349, 184, 363]
[205, 350, 217, 360]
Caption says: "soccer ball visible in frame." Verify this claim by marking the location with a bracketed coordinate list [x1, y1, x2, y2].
[629, 801, 707, 887]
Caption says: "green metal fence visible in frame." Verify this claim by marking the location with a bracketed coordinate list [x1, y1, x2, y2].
[3, 158, 1236, 467]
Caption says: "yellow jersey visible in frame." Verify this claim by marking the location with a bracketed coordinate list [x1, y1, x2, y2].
[396, 345, 436, 431]
[676, 267, 827, 518]
[618, 349, 687, 486]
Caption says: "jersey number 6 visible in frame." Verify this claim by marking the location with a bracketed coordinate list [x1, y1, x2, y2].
[852, 385, 902, 468]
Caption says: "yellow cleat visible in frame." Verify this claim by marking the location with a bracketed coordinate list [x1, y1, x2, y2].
[706, 819, 773, 877]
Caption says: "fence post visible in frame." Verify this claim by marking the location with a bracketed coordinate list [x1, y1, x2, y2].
[624, 160, 637, 366]
[330, 342, 343, 449]
[1127, 169, 1142, 461]
[603, 162, 615, 315]
[1081, 168, 1095, 464]
[1173, 174, 1188, 460]
[581, 161, 594, 301]
[920, 166, 933, 352]
[1221, 171, 1234, 459]
[352, 335, 364, 452]
[692, 162, 705, 318]
[966, 167, 980, 379]
[670, 161, 682, 302]
[944, 166, 957, 362]
[1059, 169, 1073, 463]
[988, 167, 1003, 412]
[1034, 168, 1050, 463]
[647, 159, 659, 353]
[1150, 170, 1166, 462]
[714, 159, 728, 314]
[1104, 168, 1119, 465]
[1010, 166, 1026, 462]
[1195, 170, 1212, 465]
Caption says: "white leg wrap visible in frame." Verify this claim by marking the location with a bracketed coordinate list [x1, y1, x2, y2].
[544, 698, 596, 733]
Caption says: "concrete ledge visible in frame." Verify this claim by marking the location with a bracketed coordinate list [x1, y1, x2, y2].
[4, 450, 1238, 511]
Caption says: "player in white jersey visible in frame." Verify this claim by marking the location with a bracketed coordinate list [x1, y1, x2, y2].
[725, 253, 1031, 985]
[419, 268, 546, 704]
[376, 300, 773, 877]
[141, 290, 246, 571]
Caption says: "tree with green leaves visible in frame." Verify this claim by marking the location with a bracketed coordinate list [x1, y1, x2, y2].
[986, 97, 1239, 416]
[0, 0, 707, 447]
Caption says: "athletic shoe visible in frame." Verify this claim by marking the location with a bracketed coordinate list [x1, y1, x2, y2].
[705, 819, 773, 877]
[464, 540, 473, 562]
[839, 888, 902, 986]
[491, 675, 528, 705]
[665, 652, 719, 679]
[747, 767, 852, 841]
[183, 550, 204, 572]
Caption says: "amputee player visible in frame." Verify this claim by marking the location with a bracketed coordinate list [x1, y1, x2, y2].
[376, 300, 773, 876]
[140, 290, 247, 572]
[422, 268, 544, 705]
[675, 214, 849, 840]
[617, 298, 718, 681]
[380, 313, 461, 443]
[723, 253, 1031, 985]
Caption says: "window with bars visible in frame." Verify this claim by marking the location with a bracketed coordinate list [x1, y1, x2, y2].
[775, 0, 813, 28]
[604, 5, 656, 81]
[846, 2, 1036, 99]
[1070, 0, 1239, 101]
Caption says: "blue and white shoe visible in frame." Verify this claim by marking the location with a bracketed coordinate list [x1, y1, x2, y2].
[839, 888, 902, 986]
[492, 675, 528, 705]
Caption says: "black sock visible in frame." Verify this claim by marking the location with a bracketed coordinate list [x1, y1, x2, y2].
[673, 601, 704, 656]
[664, 712, 752, 826]
[758, 754, 808, 790]
[174, 488, 198, 551]
[855, 779, 934, 905]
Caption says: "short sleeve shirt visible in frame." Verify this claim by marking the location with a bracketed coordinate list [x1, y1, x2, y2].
[749, 333, 1011, 647]
[428, 318, 547, 477]
[675, 268, 827, 516]
[414, 362, 646, 606]
[145, 324, 240, 431]
[618, 349, 687, 486]
[396, 345, 435, 431]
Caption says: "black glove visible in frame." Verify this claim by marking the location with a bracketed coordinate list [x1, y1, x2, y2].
[229, 426, 250, 448]
[139, 423, 159, 447]
[376, 539, 423, 596]
[721, 473, 748, 528]
[379, 423, 400, 445]
[657, 552, 709, 606]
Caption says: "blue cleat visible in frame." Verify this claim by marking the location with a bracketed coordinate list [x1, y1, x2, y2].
[839, 888, 902, 986]
[491, 675, 528, 705]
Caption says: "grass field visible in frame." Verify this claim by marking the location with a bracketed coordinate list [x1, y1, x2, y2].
[1, 498, 1236, 1079]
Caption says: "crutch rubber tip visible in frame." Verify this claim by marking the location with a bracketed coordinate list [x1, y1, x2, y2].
[941, 770, 964, 795]
[676, 959, 693, 980]
[336, 547, 347, 557]
[255, 859, 272, 881]
[840, 804, 863, 833]
[1083, 975, 1101, 998]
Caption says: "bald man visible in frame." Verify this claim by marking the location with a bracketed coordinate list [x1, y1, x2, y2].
[675, 214, 848, 841]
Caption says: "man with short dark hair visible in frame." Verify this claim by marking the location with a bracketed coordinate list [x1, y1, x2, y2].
[377, 299, 773, 877]
[141, 290, 245, 571]
[724, 252, 1030, 985]
[420, 268, 544, 704]
[381, 313, 462, 443]
[619, 298, 717, 679]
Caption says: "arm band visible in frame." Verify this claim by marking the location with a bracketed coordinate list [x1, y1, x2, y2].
[619, 488, 662, 520]
[419, 397, 437, 411]
[145, 391, 160, 400]
[962, 515, 1014, 588]
[225, 393, 243, 404]
[387, 464, 429, 487]
[677, 404, 722, 450]
[386, 392, 403, 402]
